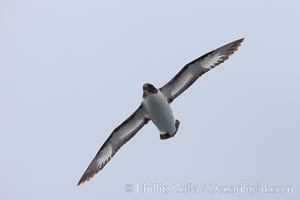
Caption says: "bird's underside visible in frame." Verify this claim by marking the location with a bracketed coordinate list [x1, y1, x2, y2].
[77, 38, 244, 185]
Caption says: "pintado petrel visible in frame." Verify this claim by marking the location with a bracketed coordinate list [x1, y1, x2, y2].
[77, 38, 244, 185]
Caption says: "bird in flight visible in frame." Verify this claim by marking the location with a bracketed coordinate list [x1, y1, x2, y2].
[77, 38, 244, 185]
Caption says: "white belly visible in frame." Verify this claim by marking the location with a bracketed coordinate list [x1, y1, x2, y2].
[142, 91, 176, 135]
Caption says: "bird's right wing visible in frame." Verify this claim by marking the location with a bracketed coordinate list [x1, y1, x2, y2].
[160, 38, 244, 103]
[77, 104, 149, 185]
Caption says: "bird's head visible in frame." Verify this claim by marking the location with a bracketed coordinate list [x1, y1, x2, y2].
[143, 83, 158, 95]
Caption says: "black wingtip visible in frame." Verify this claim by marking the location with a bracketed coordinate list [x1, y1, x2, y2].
[77, 177, 85, 186]
[235, 37, 245, 45]
[77, 175, 91, 186]
[77, 170, 92, 186]
[223, 37, 245, 57]
[230, 38, 245, 46]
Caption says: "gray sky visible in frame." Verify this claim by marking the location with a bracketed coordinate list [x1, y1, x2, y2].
[1, 0, 299, 199]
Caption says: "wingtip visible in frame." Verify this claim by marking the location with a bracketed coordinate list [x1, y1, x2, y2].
[236, 37, 245, 44]
[77, 166, 99, 186]
[77, 178, 85, 186]
[232, 37, 244, 45]
[77, 180, 83, 186]
[77, 177, 90, 186]
[77, 173, 93, 186]
[221, 37, 244, 58]
[77, 171, 91, 186]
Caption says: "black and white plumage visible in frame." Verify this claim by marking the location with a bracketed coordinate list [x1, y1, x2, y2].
[77, 38, 244, 185]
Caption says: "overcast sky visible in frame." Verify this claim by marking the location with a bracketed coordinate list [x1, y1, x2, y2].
[1, 0, 299, 199]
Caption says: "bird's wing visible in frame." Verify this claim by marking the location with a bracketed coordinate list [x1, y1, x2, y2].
[160, 38, 244, 103]
[77, 104, 149, 185]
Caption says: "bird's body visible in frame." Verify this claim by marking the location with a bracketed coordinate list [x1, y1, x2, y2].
[77, 38, 244, 185]
[142, 86, 178, 138]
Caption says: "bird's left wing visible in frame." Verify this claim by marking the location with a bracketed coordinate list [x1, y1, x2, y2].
[77, 104, 149, 185]
[160, 38, 244, 103]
